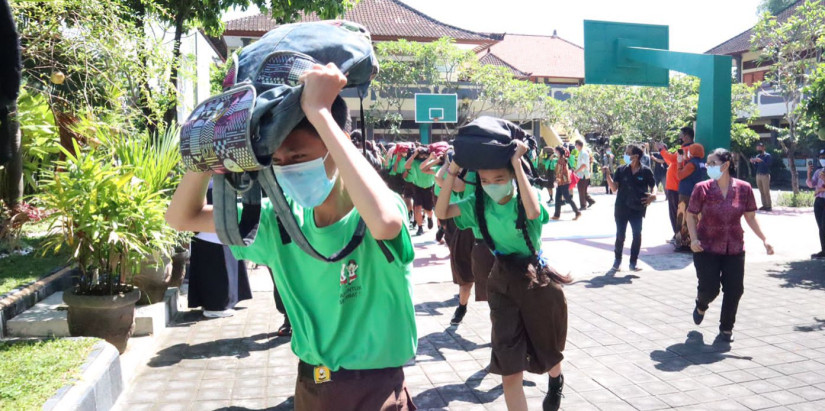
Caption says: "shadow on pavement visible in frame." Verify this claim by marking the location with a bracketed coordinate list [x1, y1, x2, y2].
[795, 317, 825, 332]
[767, 260, 825, 291]
[649, 331, 753, 372]
[573, 269, 640, 288]
[412, 368, 536, 408]
[416, 329, 491, 362]
[415, 296, 458, 316]
[146, 332, 289, 368]
[215, 396, 294, 411]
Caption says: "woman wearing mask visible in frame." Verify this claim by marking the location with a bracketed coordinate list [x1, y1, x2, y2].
[686, 148, 774, 343]
[807, 149, 825, 260]
[551, 146, 581, 221]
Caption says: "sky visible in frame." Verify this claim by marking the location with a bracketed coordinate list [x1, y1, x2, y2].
[224, 0, 765, 53]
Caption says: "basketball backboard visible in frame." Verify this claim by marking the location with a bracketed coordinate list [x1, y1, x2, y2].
[415, 94, 457, 123]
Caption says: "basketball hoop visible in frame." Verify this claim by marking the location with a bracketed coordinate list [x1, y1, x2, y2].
[432, 117, 440, 123]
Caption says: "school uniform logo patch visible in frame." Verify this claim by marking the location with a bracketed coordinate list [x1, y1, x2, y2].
[339, 259, 362, 305]
[340, 259, 359, 285]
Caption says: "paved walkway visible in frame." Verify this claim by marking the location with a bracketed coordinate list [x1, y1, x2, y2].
[115, 192, 825, 410]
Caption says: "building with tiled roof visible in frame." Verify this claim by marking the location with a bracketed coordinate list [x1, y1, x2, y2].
[222, 0, 499, 54]
[705, 1, 802, 142]
[477, 53, 529, 78]
[478, 33, 584, 85]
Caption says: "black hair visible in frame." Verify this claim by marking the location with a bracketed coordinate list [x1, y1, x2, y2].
[680, 127, 694, 139]
[292, 96, 351, 135]
[710, 147, 737, 177]
[575, 140, 583, 148]
[554, 145, 568, 158]
[627, 144, 644, 158]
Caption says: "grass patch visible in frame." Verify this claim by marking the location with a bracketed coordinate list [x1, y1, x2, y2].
[0, 222, 69, 296]
[776, 191, 817, 208]
[0, 338, 99, 410]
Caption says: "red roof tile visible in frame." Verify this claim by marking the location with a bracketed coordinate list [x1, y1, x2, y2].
[705, 1, 802, 55]
[481, 34, 584, 79]
[478, 53, 529, 78]
[224, 0, 497, 44]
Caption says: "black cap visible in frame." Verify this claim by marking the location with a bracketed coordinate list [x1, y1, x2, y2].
[756, 142, 765, 147]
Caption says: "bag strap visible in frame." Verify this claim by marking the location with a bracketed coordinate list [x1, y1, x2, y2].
[474, 186, 537, 257]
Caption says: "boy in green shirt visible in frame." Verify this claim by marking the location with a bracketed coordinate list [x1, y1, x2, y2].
[167, 64, 417, 410]
[404, 146, 436, 236]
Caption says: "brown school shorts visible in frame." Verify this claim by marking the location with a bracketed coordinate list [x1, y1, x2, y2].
[487, 256, 568, 376]
[403, 182, 415, 199]
[471, 240, 495, 302]
[294, 363, 416, 411]
[412, 185, 434, 211]
[444, 220, 475, 286]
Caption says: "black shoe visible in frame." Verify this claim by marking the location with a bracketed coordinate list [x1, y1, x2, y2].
[416, 226, 424, 236]
[450, 304, 467, 325]
[277, 319, 292, 337]
[715, 331, 734, 343]
[587, 199, 596, 207]
[762, 207, 772, 212]
[435, 227, 445, 243]
[693, 303, 704, 325]
[812, 251, 825, 260]
[409, 220, 417, 229]
[543, 374, 564, 411]
[427, 217, 434, 230]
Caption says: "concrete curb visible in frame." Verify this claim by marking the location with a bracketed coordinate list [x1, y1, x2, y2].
[0, 266, 74, 338]
[42, 339, 123, 411]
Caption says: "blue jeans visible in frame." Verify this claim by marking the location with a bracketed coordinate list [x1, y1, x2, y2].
[614, 210, 644, 263]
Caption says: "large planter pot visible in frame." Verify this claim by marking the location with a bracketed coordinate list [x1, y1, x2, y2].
[167, 249, 190, 288]
[63, 288, 140, 354]
[133, 255, 171, 305]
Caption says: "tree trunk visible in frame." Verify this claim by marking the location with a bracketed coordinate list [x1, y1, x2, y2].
[134, 4, 158, 136]
[0, 103, 22, 212]
[53, 109, 80, 160]
[786, 134, 799, 195]
[162, 12, 186, 127]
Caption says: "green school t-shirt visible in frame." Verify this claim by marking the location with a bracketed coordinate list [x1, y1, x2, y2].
[404, 159, 435, 188]
[228, 195, 417, 371]
[433, 166, 463, 203]
[547, 158, 558, 171]
[453, 190, 549, 257]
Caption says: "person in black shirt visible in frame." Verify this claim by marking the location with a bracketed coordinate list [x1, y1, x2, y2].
[603, 144, 657, 272]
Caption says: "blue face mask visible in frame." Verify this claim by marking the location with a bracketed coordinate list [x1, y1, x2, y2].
[623, 154, 632, 164]
[707, 165, 723, 180]
[272, 152, 337, 208]
[482, 181, 515, 203]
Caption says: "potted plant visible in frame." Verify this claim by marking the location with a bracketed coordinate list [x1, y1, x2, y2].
[101, 124, 183, 304]
[39, 139, 174, 353]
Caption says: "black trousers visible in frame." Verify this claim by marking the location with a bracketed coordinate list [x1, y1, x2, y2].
[693, 252, 745, 332]
[666, 190, 680, 235]
[614, 210, 644, 264]
[553, 183, 579, 217]
[815, 197, 825, 253]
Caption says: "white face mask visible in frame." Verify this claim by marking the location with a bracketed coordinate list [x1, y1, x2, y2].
[820, 159, 825, 167]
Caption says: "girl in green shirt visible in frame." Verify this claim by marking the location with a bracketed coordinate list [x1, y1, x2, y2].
[436, 131, 570, 411]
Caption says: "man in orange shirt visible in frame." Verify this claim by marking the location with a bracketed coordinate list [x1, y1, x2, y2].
[657, 142, 681, 242]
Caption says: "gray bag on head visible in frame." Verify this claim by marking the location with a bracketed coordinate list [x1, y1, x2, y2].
[179, 20, 384, 262]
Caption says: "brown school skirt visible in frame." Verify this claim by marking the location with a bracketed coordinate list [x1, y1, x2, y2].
[443, 219, 475, 285]
[471, 240, 495, 302]
[294, 364, 416, 411]
[487, 255, 568, 376]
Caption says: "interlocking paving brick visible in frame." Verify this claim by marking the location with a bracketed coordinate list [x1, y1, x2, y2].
[110, 200, 825, 410]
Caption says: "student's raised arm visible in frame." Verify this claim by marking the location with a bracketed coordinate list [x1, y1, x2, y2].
[435, 161, 463, 220]
[299, 64, 404, 240]
[512, 141, 541, 220]
[166, 171, 216, 233]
